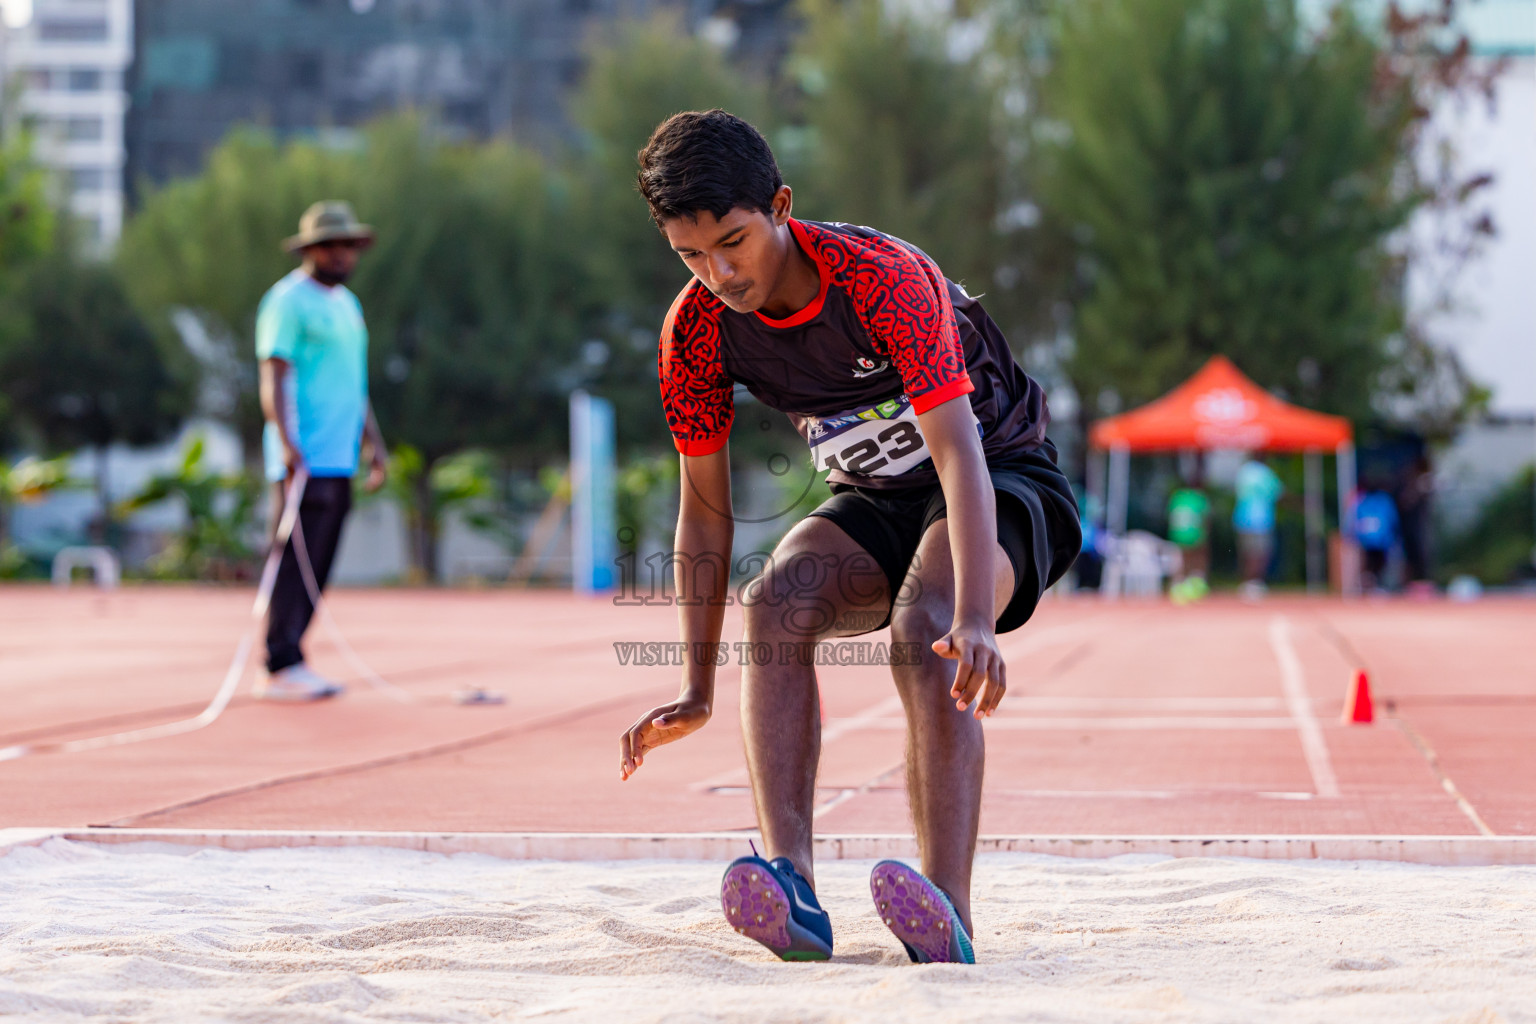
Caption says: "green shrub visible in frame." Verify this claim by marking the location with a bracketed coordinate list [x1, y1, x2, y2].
[1439, 467, 1535, 586]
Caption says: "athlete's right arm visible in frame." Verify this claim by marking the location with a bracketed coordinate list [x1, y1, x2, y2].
[258, 358, 304, 475]
[256, 287, 306, 476]
[619, 445, 733, 781]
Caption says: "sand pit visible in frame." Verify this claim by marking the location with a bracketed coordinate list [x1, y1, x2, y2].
[1, 841, 1532, 1023]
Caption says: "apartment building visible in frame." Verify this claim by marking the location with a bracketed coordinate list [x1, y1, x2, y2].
[125, 0, 794, 188]
[1, 0, 132, 248]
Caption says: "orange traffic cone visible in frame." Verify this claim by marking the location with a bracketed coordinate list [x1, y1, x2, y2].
[1342, 669, 1374, 725]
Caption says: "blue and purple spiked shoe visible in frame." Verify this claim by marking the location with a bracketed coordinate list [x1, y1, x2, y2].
[869, 859, 975, 964]
[720, 853, 833, 961]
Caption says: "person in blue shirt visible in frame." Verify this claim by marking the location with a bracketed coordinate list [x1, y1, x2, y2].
[1355, 489, 1400, 592]
[1233, 458, 1283, 599]
[255, 201, 388, 701]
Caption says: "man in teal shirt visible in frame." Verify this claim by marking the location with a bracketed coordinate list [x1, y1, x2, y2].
[1233, 458, 1283, 599]
[255, 201, 388, 701]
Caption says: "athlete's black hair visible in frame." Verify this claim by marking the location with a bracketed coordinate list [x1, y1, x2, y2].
[636, 109, 783, 226]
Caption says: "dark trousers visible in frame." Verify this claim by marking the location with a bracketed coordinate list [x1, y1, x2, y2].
[266, 475, 352, 674]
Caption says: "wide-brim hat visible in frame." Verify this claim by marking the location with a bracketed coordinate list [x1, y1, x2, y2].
[283, 200, 376, 253]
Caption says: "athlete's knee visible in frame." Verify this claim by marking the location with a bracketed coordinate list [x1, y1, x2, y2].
[741, 558, 841, 640]
[888, 595, 950, 659]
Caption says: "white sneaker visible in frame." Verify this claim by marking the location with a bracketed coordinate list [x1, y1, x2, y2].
[254, 663, 345, 702]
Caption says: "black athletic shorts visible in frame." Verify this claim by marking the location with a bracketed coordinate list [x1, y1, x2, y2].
[805, 440, 1082, 635]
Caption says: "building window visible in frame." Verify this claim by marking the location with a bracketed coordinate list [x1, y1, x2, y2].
[67, 68, 104, 92]
[65, 117, 104, 142]
[37, 19, 111, 42]
[68, 167, 107, 192]
[25, 69, 53, 92]
[288, 52, 322, 90]
[219, 42, 257, 88]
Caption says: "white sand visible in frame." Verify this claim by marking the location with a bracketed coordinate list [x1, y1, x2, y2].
[0, 840, 1532, 1023]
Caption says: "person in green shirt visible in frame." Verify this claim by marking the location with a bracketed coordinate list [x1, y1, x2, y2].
[1167, 474, 1210, 603]
[254, 201, 389, 702]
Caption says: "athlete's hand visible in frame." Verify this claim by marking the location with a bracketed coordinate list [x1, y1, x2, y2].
[620, 696, 711, 781]
[934, 623, 1007, 719]
[365, 451, 388, 494]
[282, 440, 306, 477]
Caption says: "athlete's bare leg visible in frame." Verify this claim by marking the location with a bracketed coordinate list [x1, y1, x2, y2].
[739, 516, 891, 891]
[888, 519, 1015, 936]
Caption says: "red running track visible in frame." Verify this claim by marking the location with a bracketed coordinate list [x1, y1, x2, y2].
[0, 584, 1531, 837]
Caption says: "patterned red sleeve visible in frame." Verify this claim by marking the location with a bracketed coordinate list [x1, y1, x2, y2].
[798, 221, 973, 414]
[658, 280, 734, 456]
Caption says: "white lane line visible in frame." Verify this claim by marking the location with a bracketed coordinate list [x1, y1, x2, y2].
[690, 623, 1104, 792]
[1008, 697, 1287, 712]
[691, 765, 753, 792]
[820, 695, 906, 744]
[827, 716, 1297, 731]
[993, 788, 1318, 801]
[1268, 615, 1341, 799]
[997, 621, 1100, 661]
[812, 762, 905, 820]
[691, 695, 905, 791]
[1391, 716, 1497, 837]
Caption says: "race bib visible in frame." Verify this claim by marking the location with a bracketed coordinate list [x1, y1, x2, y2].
[806, 395, 943, 477]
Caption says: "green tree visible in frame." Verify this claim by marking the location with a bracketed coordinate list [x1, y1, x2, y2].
[0, 454, 73, 574]
[0, 150, 52, 265]
[0, 132, 57, 448]
[118, 435, 261, 580]
[118, 115, 586, 579]
[377, 444, 504, 582]
[1033, 0, 1421, 428]
[115, 130, 352, 456]
[1369, 2, 1503, 441]
[0, 252, 195, 539]
[345, 119, 586, 577]
[1439, 467, 1535, 586]
[785, 0, 1005, 304]
[566, 14, 764, 453]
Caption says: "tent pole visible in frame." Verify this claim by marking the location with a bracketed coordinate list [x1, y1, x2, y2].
[1087, 447, 1107, 520]
[1336, 442, 1359, 596]
[1107, 444, 1131, 537]
[1304, 450, 1324, 592]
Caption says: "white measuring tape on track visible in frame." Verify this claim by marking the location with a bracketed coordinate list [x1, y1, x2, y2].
[0, 468, 497, 763]
[287, 481, 502, 708]
[286, 478, 415, 706]
[0, 469, 311, 762]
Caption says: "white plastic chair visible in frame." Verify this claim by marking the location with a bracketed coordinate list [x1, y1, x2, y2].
[1100, 530, 1180, 599]
[51, 546, 120, 589]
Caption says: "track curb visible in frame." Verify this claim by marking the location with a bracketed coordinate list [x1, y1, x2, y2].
[4, 828, 1535, 865]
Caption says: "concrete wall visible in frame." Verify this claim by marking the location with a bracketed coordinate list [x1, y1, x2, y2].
[1408, 58, 1536, 418]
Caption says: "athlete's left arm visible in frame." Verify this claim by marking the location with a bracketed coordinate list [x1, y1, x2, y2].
[361, 404, 388, 493]
[918, 397, 1009, 718]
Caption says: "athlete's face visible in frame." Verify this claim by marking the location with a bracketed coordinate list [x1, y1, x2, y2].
[302, 240, 366, 286]
[661, 187, 795, 314]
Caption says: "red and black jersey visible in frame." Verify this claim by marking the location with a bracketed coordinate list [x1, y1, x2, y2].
[658, 219, 1049, 490]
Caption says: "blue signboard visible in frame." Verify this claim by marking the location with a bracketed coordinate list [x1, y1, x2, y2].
[570, 391, 616, 594]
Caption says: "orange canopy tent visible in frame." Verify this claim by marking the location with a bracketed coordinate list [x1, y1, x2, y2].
[1088, 356, 1357, 590]
[1090, 355, 1352, 453]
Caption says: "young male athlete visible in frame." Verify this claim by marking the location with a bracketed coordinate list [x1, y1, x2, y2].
[618, 110, 1079, 964]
